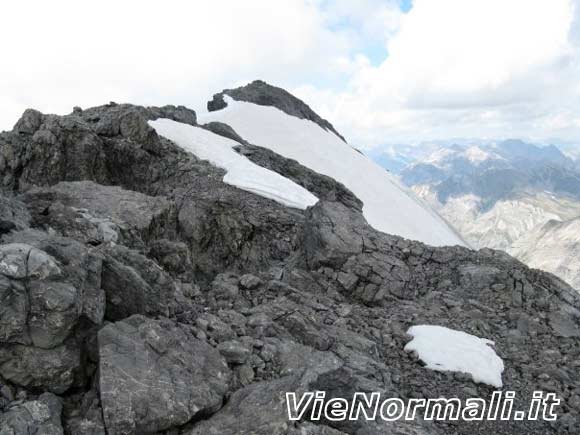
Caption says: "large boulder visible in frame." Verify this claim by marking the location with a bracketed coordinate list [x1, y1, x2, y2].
[22, 181, 177, 249]
[0, 341, 80, 394]
[183, 375, 309, 435]
[0, 393, 63, 435]
[0, 234, 104, 393]
[98, 315, 231, 434]
[0, 237, 104, 348]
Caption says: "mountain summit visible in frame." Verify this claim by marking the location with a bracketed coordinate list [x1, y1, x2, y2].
[207, 79, 346, 142]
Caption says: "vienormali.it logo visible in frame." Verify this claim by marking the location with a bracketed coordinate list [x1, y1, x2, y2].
[286, 391, 560, 422]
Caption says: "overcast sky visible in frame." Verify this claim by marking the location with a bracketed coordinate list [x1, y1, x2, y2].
[1, 0, 579, 149]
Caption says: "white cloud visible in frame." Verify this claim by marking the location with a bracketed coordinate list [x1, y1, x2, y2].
[373, 0, 572, 105]
[298, 0, 580, 147]
[0, 0, 354, 130]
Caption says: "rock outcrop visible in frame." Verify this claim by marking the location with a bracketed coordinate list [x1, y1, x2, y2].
[0, 85, 579, 434]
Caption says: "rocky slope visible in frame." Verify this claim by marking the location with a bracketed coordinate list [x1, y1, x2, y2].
[0, 84, 579, 434]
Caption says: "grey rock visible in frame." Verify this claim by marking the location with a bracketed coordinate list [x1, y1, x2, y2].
[63, 388, 106, 435]
[182, 374, 312, 435]
[22, 181, 177, 248]
[98, 315, 231, 434]
[202, 121, 246, 143]
[13, 108, 43, 135]
[27, 281, 80, 349]
[0, 393, 63, 435]
[239, 273, 262, 290]
[0, 237, 104, 349]
[0, 256, 28, 345]
[0, 341, 80, 394]
[0, 195, 30, 235]
[100, 244, 178, 320]
[217, 340, 252, 364]
[146, 104, 197, 126]
[149, 239, 191, 275]
[210, 272, 240, 301]
[548, 311, 580, 338]
[303, 201, 365, 268]
[275, 339, 343, 376]
[287, 423, 349, 435]
[0, 243, 60, 280]
[235, 364, 255, 386]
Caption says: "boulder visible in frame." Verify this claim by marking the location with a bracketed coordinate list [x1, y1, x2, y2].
[98, 315, 231, 434]
[0, 341, 80, 394]
[22, 181, 177, 248]
[0, 237, 104, 348]
[0, 393, 63, 435]
[100, 244, 178, 320]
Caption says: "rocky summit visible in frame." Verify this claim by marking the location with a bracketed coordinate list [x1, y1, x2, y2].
[0, 81, 579, 435]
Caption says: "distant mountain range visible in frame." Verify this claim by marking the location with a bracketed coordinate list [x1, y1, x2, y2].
[369, 139, 580, 291]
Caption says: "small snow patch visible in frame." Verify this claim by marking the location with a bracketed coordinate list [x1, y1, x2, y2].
[404, 325, 504, 388]
[149, 118, 318, 210]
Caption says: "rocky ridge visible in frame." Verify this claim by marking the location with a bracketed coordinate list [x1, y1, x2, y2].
[0, 83, 579, 434]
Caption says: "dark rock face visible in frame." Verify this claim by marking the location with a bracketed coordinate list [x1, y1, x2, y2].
[1, 99, 579, 434]
[207, 80, 347, 142]
[202, 121, 247, 143]
[0, 195, 30, 235]
[98, 315, 230, 434]
[100, 244, 179, 321]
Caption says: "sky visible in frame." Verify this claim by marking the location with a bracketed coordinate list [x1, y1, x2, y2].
[1, 0, 579, 150]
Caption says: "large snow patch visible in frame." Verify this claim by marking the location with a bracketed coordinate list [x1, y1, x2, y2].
[149, 119, 318, 210]
[200, 98, 465, 247]
[404, 325, 504, 388]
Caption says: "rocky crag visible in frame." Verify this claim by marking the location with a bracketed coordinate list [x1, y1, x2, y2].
[0, 81, 579, 434]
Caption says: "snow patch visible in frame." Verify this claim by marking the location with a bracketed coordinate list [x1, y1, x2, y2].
[149, 119, 318, 210]
[200, 98, 465, 247]
[404, 325, 504, 388]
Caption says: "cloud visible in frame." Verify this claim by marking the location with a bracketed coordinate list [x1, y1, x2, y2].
[0, 0, 356, 130]
[297, 0, 580, 147]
